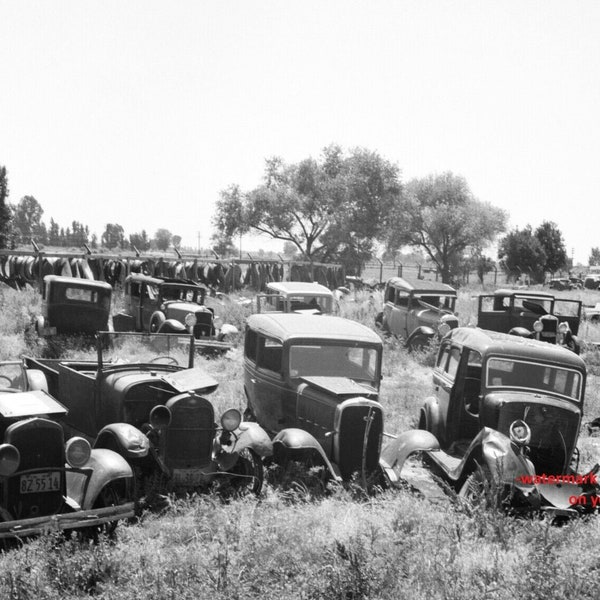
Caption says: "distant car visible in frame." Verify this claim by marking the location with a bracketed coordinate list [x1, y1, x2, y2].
[0, 360, 134, 540]
[35, 275, 112, 336]
[584, 303, 600, 323]
[375, 277, 459, 350]
[24, 332, 271, 502]
[476, 289, 582, 353]
[548, 278, 572, 291]
[113, 274, 233, 353]
[404, 327, 599, 517]
[255, 281, 336, 314]
[243, 313, 415, 487]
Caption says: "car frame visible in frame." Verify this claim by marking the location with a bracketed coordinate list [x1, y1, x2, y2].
[405, 327, 598, 516]
[476, 289, 582, 354]
[35, 275, 112, 337]
[0, 360, 134, 539]
[113, 273, 233, 353]
[23, 332, 271, 503]
[375, 277, 459, 350]
[243, 313, 412, 486]
[255, 281, 336, 314]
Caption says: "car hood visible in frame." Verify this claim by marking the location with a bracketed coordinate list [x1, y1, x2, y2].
[159, 368, 219, 394]
[163, 301, 210, 314]
[299, 376, 378, 399]
[0, 389, 67, 419]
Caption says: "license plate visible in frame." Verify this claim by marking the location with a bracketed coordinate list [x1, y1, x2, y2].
[20, 472, 61, 494]
[41, 326, 57, 336]
[172, 469, 206, 487]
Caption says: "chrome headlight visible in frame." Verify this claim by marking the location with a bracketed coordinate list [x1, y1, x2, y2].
[65, 437, 92, 468]
[185, 313, 197, 327]
[0, 443, 20, 477]
[150, 404, 172, 429]
[221, 408, 242, 432]
[558, 322, 570, 334]
[533, 320, 543, 333]
[509, 419, 531, 446]
[438, 322, 451, 337]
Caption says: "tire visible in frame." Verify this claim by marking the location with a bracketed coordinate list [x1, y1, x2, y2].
[149, 312, 166, 334]
[408, 334, 430, 353]
[228, 448, 264, 495]
[90, 482, 124, 538]
[458, 464, 503, 509]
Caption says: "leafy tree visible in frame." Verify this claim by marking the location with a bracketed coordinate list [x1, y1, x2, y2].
[102, 223, 125, 249]
[589, 247, 600, 266]
[154, 228, 172, 252]
[213, 145, 401, 272]
[498, 226, 547, 283]
[535, 221, 567, 273]
[0, 166, 13, 249]
[386, 172, 507, 283]
[172, 234, 182, 249]
[129, 230, 150, 252]
[13, 195, 44, 244]
[48, 218, 60, 246]
[210, 231, 237, 258]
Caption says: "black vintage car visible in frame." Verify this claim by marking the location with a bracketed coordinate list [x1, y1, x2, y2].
[476, 289, 582, 354]
[243, 313, 417, 486]
[403, 327, 599, 516]
[0, 360, 134, 539]
[24, 332, 272, 502]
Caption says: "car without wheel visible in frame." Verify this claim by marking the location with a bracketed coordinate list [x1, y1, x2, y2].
[255, 281, 336, 314]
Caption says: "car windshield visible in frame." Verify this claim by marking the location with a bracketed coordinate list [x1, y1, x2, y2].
[0, 362, 25, 392]
[160, 285, 201, 303]
[514, 296, 552, 314]
[289, 344, 379, 387]
[485, 357, 582, 401]
[288, 295, 333, 313]
[416, 294, 456, 311]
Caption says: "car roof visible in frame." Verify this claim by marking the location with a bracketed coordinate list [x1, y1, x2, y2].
[386, 277, 456, 295]
[445, 327, 585, 369]
[247, 313, 382, 345]
[43, 275, 112, 291]
[125, 273, 206, 288]
[488, 288, 554, 299]
[266, 281, 333, 296]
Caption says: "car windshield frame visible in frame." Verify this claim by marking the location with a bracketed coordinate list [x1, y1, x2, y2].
[288, 342, 380, 388]
[484, 356, 583, 402]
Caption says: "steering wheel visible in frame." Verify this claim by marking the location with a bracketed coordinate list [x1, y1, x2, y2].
[0, 375, 12, 387]
[150, 356, 179, 366]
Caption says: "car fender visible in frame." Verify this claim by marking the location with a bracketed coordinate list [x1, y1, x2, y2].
[419, 397, 442, 440]
[407, 326, 436, 343]
[272, 428, 341, 480]
[26, 369, 48, 393]
[157, 318, 187, 334]
[67, 448, 133, 510]
[508, 326, 532, 338]
[94, 423, 150, 460]
[234, 422, 273, 458]
[379, 429, 440, 485]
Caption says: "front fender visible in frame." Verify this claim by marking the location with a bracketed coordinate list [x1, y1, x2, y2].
[95, 423, 150, 460]
[272, 428, 341, 480]
[234, 422, 273, 458]
[67, 448, 134, 510]
[508, 326, 532, 338]
[407, 326, 436, 342]
[379, 430, 440, 486]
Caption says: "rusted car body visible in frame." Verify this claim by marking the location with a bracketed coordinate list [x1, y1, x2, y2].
[0, 360, 134, 539]
[113, 274, 232, 352]
[255, 281, 336, 314]
[375, 277, 459, 350]
[35, 275, 112, 336]
[477, 289, 582, 353]
[24, 333, 271, 500]
[405, 327, 598, 516]
[243, 313, 414, 486]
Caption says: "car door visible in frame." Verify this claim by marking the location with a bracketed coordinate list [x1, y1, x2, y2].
[477, 294, 512, 332]
[432, 342, 462, 448]
[387, 289, 410, 338]
[554, 299, 582, 335]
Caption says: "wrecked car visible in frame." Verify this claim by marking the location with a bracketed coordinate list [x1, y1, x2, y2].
[476, 289, 582, 354]
[24, 332, 272, 502]
[0, 360, 134, 539]
[375, 277, 458, 351]
[113, 274, 233, 353]
[255, 281, 336, 314]
[35, 275, 112, 337]
[404, 327, 599, 517]
[243, 313, 412, 487]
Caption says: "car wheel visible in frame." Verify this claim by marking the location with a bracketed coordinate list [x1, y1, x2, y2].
[408, 334, 430, 352]
[228, 448, 264, 495]
[90, 482, 125, 538]
[149, 312, 166, 334]
[458, 464, 502, 509]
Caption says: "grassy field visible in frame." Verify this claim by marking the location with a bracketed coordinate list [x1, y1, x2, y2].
[1, 283, 600, 599]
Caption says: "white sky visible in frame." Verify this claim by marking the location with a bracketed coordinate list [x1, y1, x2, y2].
[1, 1, 598, 264]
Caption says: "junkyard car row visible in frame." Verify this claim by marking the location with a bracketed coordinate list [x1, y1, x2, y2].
[2, 273, 600, 542]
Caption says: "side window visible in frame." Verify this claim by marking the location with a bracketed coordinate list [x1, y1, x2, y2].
[436, 344, 451, 370]
[244, 329, 258, 363]
[130, 282, 141, 298]
[395, 291, 409, 308]
[446, 347, 461, 379]
[257, 336, 283, 375]
[385, 286, 396, 303]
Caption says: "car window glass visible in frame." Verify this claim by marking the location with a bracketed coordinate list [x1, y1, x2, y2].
[554, 300, 580, 317]
[514, 297, 552, 313]
[244, 329, 258, 362]
[385, 286, 396, 303]
[257, 337, 283, 375]
[395, 291, 409, 308]
[436, 344, 450, 370]
[446, 347, 461, 378]
[146, 285, 158, 300]
[65, 288, 94, 303]
[130, 282, 141, 297]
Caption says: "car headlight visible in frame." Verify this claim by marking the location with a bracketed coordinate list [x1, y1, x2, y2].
[558, 322, 569, 334]
[150, 404, 172, 429]
[438, 322, 451, 337]
[185, 313, 197, 327]
[0, 443, 20, 476]
[221, 408, 242, 432]
[509, 419, 531, 446]
[533, 320, 543, 333]
[65, 437, 92, 468]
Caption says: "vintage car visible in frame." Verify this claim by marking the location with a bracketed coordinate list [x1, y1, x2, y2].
[24, 332, 272, 502]
[375, 277, 459, 350]
[112, 274, 233, 352]
[35, 275, 112, 336]
[548, 278, 573, 291]
[0, 360, 134, 539]
[476, 289, 582, 354]
[407, 327, 599, 516]
[243, 313, 415, 486]
[584, 303, 600, 323]
[255, 281, 336, 315]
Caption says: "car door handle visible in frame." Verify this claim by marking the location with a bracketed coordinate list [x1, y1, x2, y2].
[250, 378, 257, 384]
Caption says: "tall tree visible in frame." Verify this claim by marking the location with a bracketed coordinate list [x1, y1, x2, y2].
[13, 195, 44, 244]
[0, 166, 13, 249]
[535, 221, 567, 273]
[213, 145, 401, 273]
[589, 247, 600, 266]
[101, 223, 125, 249]
[129, 230, 150, 252]
[154, 228, 172, 252]
[498, 226, 547, 283]
[386, 172, 507, 283]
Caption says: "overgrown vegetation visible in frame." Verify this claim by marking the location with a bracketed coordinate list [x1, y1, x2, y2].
[1, 282, 600, 598]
